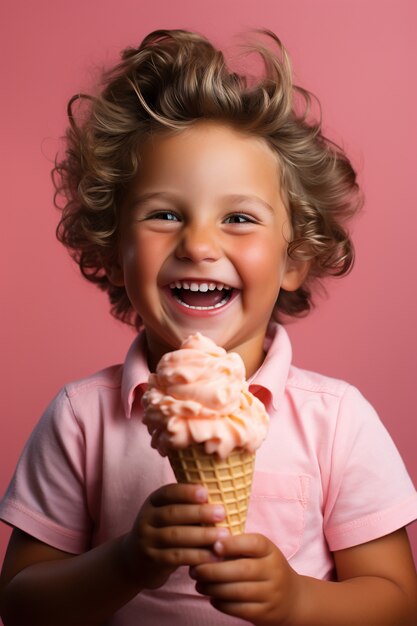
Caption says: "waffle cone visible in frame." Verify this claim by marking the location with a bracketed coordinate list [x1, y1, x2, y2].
[168, 444, 255, 535]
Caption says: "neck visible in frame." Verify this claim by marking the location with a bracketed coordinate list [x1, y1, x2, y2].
[229, 334, 266, 378]
[143, 328, 268, 378]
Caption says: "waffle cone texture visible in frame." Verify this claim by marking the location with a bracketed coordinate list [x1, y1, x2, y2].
[168, 444, 255, 535]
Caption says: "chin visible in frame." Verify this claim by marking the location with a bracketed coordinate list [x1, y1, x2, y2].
[167, 324, 230, 349]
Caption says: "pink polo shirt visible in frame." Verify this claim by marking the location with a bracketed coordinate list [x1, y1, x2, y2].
[1, 324, 417, 626]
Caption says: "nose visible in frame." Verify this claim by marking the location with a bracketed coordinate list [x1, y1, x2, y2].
[175, 223, 221, 263]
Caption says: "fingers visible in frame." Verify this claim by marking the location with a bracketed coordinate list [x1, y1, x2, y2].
[194, 569, 271, 622]
[153, 524, 230, 548]
[133, 483, 232, 572]
[189, 534, 274, 584]
[213, 533, 271, 559]
[188, 534, 298, 625]
[147, 483, 228, 527]
[191, 555, 265, 584]
[150, 483, 208, 507]
[132, 519, 230, 572]
[127, 484, 234, 589]
[151, 502, 226, 527]
[148, 545, 224, 568]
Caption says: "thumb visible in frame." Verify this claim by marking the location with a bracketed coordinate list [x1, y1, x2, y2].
[213, 533, 271, 559]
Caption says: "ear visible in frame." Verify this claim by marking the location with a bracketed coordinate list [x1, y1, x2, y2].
[105, 258, 125, 287]
[280, 257, 310, 292]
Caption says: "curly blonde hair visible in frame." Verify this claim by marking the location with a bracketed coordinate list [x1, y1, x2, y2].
[54, 28, 362, 330]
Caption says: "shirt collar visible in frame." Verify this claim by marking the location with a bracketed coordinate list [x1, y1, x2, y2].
[122, 322, 292, 418]
[248, 323, 292, 411]
[121, 331, 151, 418]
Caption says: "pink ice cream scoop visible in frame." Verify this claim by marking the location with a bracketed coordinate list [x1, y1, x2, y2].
[142, 333, 269, 460]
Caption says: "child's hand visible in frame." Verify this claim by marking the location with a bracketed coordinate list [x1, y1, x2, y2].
[190, 533, 301, 625]
[121, 483, 230, 591]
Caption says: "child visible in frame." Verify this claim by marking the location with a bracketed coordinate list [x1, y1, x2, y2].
[1, 28, 416, 626]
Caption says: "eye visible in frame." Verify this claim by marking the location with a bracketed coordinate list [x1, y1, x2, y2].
[146, 210, 180, 221]
[223, 213, 256, 224]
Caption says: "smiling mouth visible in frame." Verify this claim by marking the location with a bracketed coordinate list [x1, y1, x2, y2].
[168, 280, 235, 310]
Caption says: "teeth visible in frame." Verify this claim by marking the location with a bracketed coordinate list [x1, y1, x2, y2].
[174, 294, 230, 310]
[169, 280, 232, 292]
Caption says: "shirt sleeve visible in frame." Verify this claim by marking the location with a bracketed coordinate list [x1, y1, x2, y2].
[323, 385, 417, 552]
[0, 388, 92, 554]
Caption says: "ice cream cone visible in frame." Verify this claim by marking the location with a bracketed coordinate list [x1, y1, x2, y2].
[168, 443, 255, 535]
[143, 333, 269, 535]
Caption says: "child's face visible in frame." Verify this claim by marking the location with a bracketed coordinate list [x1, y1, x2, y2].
[110, 121, 306, 374]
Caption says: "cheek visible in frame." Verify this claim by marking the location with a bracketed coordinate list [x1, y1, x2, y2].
[236, 237, 285, 285]
[122, 232, 165, 280]
[120, 236, 162, 315]
[121, 242, 142, 286]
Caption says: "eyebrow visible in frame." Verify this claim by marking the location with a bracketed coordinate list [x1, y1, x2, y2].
[129, 191, 175, 209]
[225, 194, 275, 213]
[130, 191, 275, 213]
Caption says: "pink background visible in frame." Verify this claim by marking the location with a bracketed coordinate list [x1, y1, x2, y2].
[1, 0, 416, 597]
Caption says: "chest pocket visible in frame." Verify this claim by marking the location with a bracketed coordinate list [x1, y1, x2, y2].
[245, 471, 311, 560]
